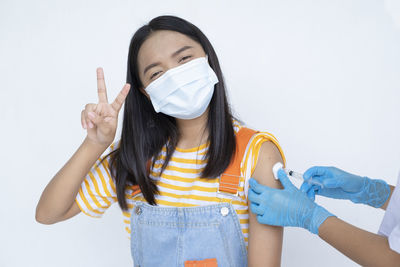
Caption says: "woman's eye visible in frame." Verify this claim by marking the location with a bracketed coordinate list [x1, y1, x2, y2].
[149, 56, 192, 80]
[150, 71, 162, 80]
[179, 55, 192, 63]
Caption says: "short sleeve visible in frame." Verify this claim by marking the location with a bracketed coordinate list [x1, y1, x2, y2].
[388, 224, 400, 253]
[74, 140, 120, 218]
[241, 131, 286, 199]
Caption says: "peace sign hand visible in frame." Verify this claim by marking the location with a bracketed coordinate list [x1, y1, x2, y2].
[81, 67, 131, 147]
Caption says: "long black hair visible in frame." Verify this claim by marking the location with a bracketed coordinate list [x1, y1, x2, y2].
[101, 15, 237, 210]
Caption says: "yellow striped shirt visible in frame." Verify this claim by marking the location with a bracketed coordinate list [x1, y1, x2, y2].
[75, 120, 286, 247]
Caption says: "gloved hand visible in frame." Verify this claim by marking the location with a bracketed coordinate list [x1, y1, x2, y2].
[248, 169, 335, 235]
[301, 166, 391, 208]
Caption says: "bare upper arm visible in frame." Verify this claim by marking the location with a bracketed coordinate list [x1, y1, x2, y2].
[58, 201, 81, 222]
[248, 141, 284, 267]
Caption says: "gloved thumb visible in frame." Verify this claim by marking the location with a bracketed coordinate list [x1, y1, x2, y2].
[277, 169, 295, 189]
[249, 178, 272, 194]
[307, 188, 316, 201]
[300, 182, 317, 200]
[300, 181, 313, 193]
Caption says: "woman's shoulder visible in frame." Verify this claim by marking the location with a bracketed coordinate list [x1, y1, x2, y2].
[232, 119, 286, 167]
[101, 139, 121, 159]
[232, 118, 261, 135]
[233, 119, 278, 143]
[233, 118, 258, 136]
[110, 139, 121, 151]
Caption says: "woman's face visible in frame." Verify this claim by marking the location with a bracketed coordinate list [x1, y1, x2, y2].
[137, 30, 207, 91]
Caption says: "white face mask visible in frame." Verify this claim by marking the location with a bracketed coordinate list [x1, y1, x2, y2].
[144, 56, 219, 120]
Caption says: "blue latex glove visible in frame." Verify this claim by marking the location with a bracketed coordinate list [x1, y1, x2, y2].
[301, 166, 391, 208]
[248, 169, 335, 235]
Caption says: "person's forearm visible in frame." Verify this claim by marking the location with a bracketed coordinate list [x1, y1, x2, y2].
[318, 216, 400, 266]
[35, 137, 109, 224]
[380, 185, 395, 210]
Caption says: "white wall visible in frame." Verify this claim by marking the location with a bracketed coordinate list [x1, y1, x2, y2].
[1, 0, 399, 266]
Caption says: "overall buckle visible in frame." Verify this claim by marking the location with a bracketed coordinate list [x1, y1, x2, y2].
[217, 173, 241, 199]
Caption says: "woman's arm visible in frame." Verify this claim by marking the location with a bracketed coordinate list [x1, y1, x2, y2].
[248, 141, 284, 267]
[36, 69, 130, 224]
[319, 216, 400, 266]
[35, 137, 109, 224]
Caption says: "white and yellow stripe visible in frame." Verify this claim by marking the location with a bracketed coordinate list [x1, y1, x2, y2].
[75, 119, 285, 248]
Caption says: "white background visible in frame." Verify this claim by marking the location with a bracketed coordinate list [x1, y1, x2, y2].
[1, 0, 399, 266]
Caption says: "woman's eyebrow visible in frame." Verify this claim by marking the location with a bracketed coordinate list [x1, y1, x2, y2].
[143, 45, 194, 75]
[171, 45, 193, 57]
[143, 62, 160, 75]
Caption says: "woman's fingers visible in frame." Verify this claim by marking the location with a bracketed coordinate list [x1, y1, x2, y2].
[81, 110, 86, 129]
[104, 116, 113, 122]
[88, 111, 101, 126]
[97, 67, 108, 103]
[86, 112, 94, 128]
[81, 103, 97, 129]
[88, 120, 94, 128]
[82, 102, 116, 130]
[82, 80, 129, 131]
[111, 83, 131, 112]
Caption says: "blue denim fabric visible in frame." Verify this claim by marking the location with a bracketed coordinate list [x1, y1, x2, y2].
[130, 201, 247, 267]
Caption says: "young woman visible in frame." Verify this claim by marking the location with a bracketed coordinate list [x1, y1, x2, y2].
[36, 15, 286, 266]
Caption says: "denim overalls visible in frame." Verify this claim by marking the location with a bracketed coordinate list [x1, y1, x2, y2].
[129, 127, 257, 267]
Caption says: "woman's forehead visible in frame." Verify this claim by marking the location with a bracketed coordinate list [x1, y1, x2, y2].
[137, 30, 202, 70]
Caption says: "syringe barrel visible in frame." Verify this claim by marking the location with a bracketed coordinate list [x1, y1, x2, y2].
[284, 168, 324, 188]
[284, 169, 303, 180]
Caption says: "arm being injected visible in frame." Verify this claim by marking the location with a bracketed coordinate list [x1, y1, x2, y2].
[248, 164, 399, 266]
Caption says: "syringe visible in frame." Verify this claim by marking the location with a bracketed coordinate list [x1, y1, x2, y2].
[272, 162, 324, 188]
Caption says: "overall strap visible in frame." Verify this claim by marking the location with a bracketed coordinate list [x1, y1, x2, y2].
[217, 127, 258, 196]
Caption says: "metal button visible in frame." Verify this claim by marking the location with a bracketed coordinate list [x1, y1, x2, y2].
[135, 206, 142, 215]
[221, 207, 229, 216]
